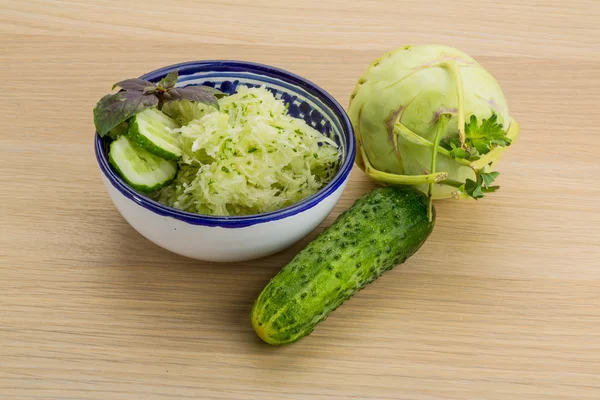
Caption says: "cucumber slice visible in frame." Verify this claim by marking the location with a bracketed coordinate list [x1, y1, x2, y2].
[107, 121, 129, 139]
[128, 108, 182, 161]
[108, 135, 178, 193]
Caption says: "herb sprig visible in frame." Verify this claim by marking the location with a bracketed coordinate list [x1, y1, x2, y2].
[93, 70, 223, 137]
[439, 114, 511, 200]
[441, 114, 511, 161]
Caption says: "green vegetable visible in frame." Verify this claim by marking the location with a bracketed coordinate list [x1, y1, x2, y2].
[128, 108, 182, 161]
[348, 45, 520, 200]
[107, 121, 129, 140]
[162, 100, 214, 126]
[93, 70, 221, 137]
[156, 86, 340, 216]
[108, 135, 177, 193]
[251, 187, 434, 345]
[444, 114, 512, 157]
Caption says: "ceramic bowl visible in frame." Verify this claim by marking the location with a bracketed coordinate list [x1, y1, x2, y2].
[95, 60, 355, 262]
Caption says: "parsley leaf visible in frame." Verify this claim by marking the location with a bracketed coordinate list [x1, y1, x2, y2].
[441, 114, 511, 160]
[481, 171, 499, 187]
[460, 171, 501, 200]
[463, 178, 484, 199]
[449, 147, 470, 159]
[442, 137, 480, 161]
[439, 115, 510, 199]
[464, 114, 511, 155]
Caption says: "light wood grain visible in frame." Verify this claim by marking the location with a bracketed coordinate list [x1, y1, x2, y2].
[1, 0, 599, 399]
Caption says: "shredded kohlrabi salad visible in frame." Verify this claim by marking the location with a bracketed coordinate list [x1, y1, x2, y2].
[154, 86, 340, 216]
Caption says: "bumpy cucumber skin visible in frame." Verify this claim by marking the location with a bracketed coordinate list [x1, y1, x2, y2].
[251, 187, 435, 345]
[128, 115, 181, 161]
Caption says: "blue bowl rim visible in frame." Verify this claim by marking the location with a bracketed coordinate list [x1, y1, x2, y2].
[95, 60, 356, 228]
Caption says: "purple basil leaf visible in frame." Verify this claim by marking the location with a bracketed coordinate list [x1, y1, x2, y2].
[162, 86, 220, 109]
[199, 85, 227, 98]
[112, 78, 156, 92]
[93, 92, 158, 137]
[157, 70, 178, 90]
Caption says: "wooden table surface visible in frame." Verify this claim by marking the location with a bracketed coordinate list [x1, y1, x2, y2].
[2, 1, 599, 399]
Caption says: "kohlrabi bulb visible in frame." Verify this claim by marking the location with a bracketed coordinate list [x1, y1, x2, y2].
[348, 45, 519, 199]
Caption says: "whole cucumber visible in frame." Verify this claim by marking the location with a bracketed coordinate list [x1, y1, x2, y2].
[251, 187, 435, 345]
